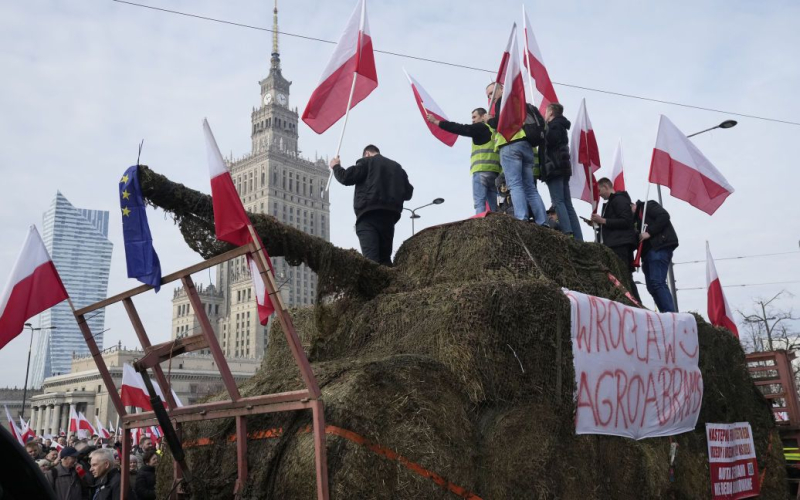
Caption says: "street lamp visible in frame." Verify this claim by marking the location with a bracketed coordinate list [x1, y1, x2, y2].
[403, 198, 445, 235]
[660, 120, 738, 311]
[20, 323, 56, 420]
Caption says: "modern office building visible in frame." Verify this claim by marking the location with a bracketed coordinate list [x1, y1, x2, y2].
[30, 191, 113, 387]
[171, 3, 330, 359]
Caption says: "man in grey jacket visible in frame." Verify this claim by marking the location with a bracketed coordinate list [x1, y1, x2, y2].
[47, 446, 89, 500]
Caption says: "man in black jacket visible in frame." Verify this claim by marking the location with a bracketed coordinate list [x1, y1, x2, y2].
[543, 103, 582, 240]
[426, 108, 501, 214]
[590, 178, 641, 302]
[331, 145, 414, 266]
[633, 199, 679, 312]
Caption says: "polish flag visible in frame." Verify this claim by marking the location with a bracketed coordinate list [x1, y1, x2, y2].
[494, 24, 517, 87]
[706, 243, 739, 337]
[302, 0, 377, 134]
[69, 406, 79, 434]
[522, 6, 559, 115]
[569, 99, 601, 212]
[5, 405, 24, 446]
[204, 119, 276, 323]
[108, 421, 115, 433]
[404, 70, 457, 147]
[496, 29, 526, 142]
[77, 412, 95, 437]
[0, 226, 68, 350]
[95, 416, 110, 439]
[19, 417, 36, 443]
[650, 115, 734, 215]
[120, 363, 182, 411]
[59, 429, 66, 437]
[610, 140, 626, 192]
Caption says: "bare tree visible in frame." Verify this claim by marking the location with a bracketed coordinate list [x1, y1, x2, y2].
[737, 291, 799, 353]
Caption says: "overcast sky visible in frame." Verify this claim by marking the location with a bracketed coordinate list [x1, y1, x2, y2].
[1, 0, 799, 388]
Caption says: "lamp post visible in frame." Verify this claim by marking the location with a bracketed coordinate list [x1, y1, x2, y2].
[658, 120, 737, 312]
[20, 323, 56, 420]
[403, 198, 445, 235]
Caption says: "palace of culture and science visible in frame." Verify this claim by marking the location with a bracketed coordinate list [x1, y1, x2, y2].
[171, 3, 330, 360]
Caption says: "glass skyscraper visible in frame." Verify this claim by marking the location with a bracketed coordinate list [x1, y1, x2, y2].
[30, 191, 112, 387]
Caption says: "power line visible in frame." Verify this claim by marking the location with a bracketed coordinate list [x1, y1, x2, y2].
[111, 0, 800, 128]
[673, 250, 800, 265]
[677, 280, 800, 291]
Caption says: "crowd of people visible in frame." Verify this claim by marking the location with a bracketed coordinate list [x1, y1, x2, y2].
[330, 86, 679, 313]
[23, 432, 161, 499]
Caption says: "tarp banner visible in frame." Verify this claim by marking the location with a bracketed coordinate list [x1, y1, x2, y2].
[706, 422, 759, 500]
[565, 289, 703, 439]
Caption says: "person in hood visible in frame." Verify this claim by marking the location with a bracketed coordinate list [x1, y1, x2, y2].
[331, 145, 414, 266]
[543, 103, 582, 240]
[632, 199, 679, 312]
[591, 178, 641, 303]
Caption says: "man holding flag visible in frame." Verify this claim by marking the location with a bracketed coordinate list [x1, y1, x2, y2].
[426, 108, 501, 214]
[632, 199, 679, 312]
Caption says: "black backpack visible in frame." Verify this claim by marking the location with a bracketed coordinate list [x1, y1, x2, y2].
[522, 103, 546, 148]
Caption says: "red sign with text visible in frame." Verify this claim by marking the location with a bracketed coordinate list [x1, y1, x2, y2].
[706, 422, 759, 499]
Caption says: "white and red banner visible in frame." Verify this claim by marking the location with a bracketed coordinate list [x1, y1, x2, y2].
[94, 416, 110, 439]
[403, 70, 457, 147]
[569, 99, 601, 212]
[0, 226, 68, 350]
[494, 23, 516, 87]
[496, 26, 526, 142]
[565, 289, 703, 439]
[5, 405, 24, 446]
[706, 243, 739, 337]
[77, 411, 95, 437]
[522, 5, 559, 115]
[19, 417, 36, 443]
[120, 363, 183, 411]
[610, 139, 626, 192]
[301, 0, 377, 134]
[650, 115, 734, 215]
[706, 422, 760, 499]
[204, 119, 275, 323]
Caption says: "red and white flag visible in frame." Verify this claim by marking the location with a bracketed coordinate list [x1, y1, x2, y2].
[522, 6, 559, 115]
[495, 23, 517, 87]
[108, 421, 115, 433]
[610, 139, 626, 192]
[77, 412, 95, 437]
[0, 226, 68, 350]
[650, 115, 734, 215]
[706, 243, 739, 337]
[69, 405, 78, 435]
[302, 0, 377, 134]
[496, 29, 526, 142]
[204, 119, 275, 323]
[5, 405, 23, 446]
[19, 417, 36, 443]
[94, 416, 110, 439]
[120, 363, 183, 411]
[403, 70, 457, 147]
[569, 98, 601, 212]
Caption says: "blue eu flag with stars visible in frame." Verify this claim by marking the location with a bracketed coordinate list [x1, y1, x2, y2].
[119, 165, 162, 291]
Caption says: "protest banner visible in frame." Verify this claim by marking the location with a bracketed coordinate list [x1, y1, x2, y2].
[706, 422, 759, 499]
[565, 289, 703, 439]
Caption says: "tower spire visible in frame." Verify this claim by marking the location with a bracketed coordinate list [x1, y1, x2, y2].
[270, 0, 280, 70]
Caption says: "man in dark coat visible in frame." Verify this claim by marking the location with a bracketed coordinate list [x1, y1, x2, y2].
[134, 449, 157, 500]
[591, 178, 641, 302]
[543, 103, 582, 240]
[47, 446, 89, 500]
[89, 448, 133, 500]
[331, 145, 414, 266]
[633, 199, 680, 312]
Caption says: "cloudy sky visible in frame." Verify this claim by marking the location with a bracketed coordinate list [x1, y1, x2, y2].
[1, 0, 799, 388]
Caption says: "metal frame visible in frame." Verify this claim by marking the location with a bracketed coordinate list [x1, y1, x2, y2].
[69, 235, 329, 499]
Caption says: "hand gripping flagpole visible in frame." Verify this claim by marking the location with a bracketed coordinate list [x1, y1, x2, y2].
[632, 177, 652, 268]
[324, 0, 366, 197]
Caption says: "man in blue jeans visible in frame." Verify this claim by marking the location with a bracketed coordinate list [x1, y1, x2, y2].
[633, 199, 679, 312]
[485, 83, 546, 224]
[542, 103, 583, 240]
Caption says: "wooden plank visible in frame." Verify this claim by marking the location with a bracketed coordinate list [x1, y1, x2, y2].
[75, 246, 251, 316]
[123, 400, 313, 427]
[135, 334, 209, 370]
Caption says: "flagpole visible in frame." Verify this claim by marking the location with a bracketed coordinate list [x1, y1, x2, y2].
[522, 6, 535, 107]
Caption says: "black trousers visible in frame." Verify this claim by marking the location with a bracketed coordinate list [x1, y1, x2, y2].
[609, 244, 642, 304]
[356, 210, 400, 266]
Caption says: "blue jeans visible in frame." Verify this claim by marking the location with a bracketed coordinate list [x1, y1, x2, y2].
[642, 247, 675, 312]
[499, 141, 546, 223]
[546, 175, 583, 241]
[472, 171, 498, 214]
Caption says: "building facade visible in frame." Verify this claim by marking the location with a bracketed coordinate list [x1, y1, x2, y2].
[28, 342, 260, 436]
[31, 191, 113, 387]
[171, 4, 330, 360]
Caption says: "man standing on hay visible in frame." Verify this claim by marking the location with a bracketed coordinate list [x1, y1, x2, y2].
[331, 144, 414, 266]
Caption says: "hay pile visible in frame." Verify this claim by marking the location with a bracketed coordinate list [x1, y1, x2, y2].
[140, 167, 786, 499]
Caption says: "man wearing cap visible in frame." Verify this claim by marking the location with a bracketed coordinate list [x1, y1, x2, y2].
[46, 446, 89, 500]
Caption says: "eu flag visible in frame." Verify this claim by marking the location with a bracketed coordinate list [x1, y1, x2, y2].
[119, 165, 162, 291]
